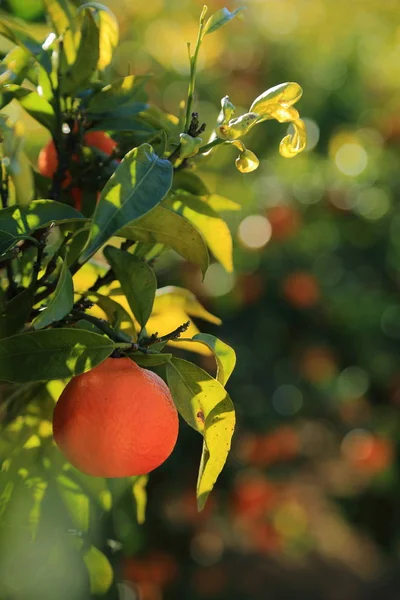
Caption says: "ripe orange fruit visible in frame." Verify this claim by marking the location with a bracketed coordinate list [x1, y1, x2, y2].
[52, 357, 179, 477]
[37, 130, 117, 189]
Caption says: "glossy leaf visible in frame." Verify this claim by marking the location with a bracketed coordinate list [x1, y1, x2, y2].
[81, 2, 119, 71]
[119, 205, 209, 276]
[166, 194, 233, 272]
[0, 201, 85, 237]
[62, 9, 99, 95]
[0, 286, 34, 340]
[191, 333, 236, 386]
[103, 245, 156, 329]
[203, 7, 245, 36]
[132, 475, 148, 525]
[81, 144, 173, 261]
[154, 286, 221, 325]
[87, 75, 149, 115]
[0, 329, 115, 383]
[166, 358, 235, 509]
[33, 258, 74, 329]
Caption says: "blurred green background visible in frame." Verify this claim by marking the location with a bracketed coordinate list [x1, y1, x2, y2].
[4, 0, 400, 598]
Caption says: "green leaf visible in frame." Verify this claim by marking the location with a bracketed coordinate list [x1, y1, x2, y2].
[191, 333, 236, 386]
[172, 170, 209, 196]
[103, 246, 156, 329]
[56, 473, 89, 532]
[33, 258, 74, 329]
[155, 286, 221, 325]
[0, 329, 115, 383]
[66, 228, 90, 267]
[61, 9, 100, 95]
[6, 86, 56, 132]
[129, 352, 172, 367]
[81, 144, 173, 261]
[80, 2, 119, 71]
[83, 545, 113, 595]
[0, 200, 85, 237]
[166, 358, 235, 510]
[203, 7, 245, 36]
[0, 286, 34, 339]
[0, 18, 52, 71]
[88, 292, 135, 332]
[10, 151, 34, 207]
[165, 195, 233, 272]
[87, 75, 149, 115]
[0, 230, 19, 257]
[0, 46, 32, 87]
[132, 475, 148, 525]
[119, 205, 209, 276]
[43, 0, 77, 65]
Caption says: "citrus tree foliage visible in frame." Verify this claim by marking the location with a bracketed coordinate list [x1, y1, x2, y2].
[0, 2, 306, 596]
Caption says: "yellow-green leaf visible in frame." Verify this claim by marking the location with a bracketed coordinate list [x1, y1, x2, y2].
[119, 205, 209, 276]
[166, 194, 233, 273]
[207, 195, 240, 212]
[82, 2, 118, 71]
[132, 475, 148, 525]
[166, 358, 235, 510]
[83, 546, 113, 595]
[56, 473, 89, 532]
[180, 333, 236, 386]
[155, 286, 221, 325]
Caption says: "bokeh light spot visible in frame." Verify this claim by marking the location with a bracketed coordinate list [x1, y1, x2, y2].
[203, 264, 236, 297]
[238, 215, 272, 250]
[335, 143, 368, 176]
[272, 385, 303, 416]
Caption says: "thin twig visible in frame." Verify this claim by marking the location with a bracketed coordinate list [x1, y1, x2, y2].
[140, 321, 191, 348]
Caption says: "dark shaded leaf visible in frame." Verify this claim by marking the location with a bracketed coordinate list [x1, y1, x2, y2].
[0, 329, 115, 382]
[103, 245, 156, 329]
[33, 258, 74, 329]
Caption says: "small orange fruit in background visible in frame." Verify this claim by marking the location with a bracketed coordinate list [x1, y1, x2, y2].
[267, 205, 301, 240]
[52, 357, 179, 477]
[282, 271, 320, 308]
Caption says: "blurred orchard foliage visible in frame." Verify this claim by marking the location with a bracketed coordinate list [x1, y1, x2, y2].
[3, 0, 400, 599]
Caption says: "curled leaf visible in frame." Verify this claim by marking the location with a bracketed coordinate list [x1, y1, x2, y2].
[217, 112, 258, 140]
[250, 82, 303, 119]
[279, 118, 307, 158]
[221, 95, 235, 123]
